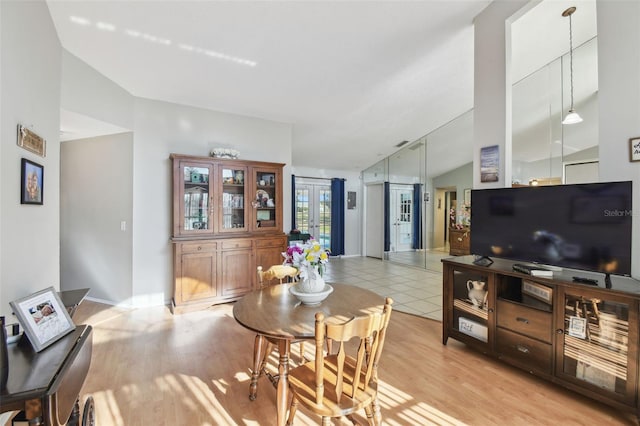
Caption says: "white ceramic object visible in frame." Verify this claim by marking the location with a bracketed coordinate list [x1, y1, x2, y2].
[290, 284, 334, 306]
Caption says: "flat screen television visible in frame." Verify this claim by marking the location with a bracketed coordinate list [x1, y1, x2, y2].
[470, 181, 633, 277]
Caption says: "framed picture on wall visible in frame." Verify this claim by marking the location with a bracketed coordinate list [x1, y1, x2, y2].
[480, 145, 499, 183]
[630, 137, 640, 162]
[20, 158, 44, 205]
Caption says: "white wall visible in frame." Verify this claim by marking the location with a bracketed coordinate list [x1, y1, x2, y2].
[0, 0, 61, 318]
[131, 98, 293, 306]
[473, 0, 528, 189]
[61, 133, 134, 304]
[291, 166, 362, 256]
[61, 50, 134, 130]
[597, 0, 640, 279]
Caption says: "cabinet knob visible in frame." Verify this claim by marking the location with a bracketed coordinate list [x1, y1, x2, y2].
[488, 308, 494, 313]
[556, 329, 564, 335]
[197, 246, 202, 251]
[516, 317, 529, 324]
[516, 344, 530, 354]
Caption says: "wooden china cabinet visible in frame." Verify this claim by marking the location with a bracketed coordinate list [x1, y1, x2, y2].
[170, 153, 287, 313]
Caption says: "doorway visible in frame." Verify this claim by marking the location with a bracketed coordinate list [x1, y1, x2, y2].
[389, 184, 413, 253]
[294, 181, 332, 250]
[433, 188, 456, 251]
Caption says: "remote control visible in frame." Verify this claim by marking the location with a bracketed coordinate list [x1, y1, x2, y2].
[572, 276, 598, 285]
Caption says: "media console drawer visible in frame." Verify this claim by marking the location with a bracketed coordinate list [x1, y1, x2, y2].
[496, 299, 552, 343]
[496, 328, 552, 375]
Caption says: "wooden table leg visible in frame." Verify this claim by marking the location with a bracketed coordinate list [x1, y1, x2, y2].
[250, 334, 267, 400]
[276, 339, 291, 426]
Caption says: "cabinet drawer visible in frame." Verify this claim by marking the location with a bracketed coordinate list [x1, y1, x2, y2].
[255, 237, 286, 248]
[497, 300, 552, 343]
[222, 239, 252, 250]
[180, 242, 217, 253]
[496, 328, 552, 375]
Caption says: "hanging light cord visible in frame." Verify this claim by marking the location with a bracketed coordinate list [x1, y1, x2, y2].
[568, 12, 575, 110]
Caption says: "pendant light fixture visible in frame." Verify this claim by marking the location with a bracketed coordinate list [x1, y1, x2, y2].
[562, 6, 583, 125]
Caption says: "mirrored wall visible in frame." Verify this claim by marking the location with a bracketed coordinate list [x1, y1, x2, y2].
[362, 110, 473, 271]
[512, 37, 599, 186]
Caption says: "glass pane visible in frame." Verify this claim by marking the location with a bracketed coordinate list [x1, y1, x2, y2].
[562, 294, 628, 394]
[318, 188, 331, 250]
[295, 188, 310, 233]
[183, 166, 209, 231]
[452, 269, 489, 343]
[222, 168, 245, 229]
[255, 171, 276, 229]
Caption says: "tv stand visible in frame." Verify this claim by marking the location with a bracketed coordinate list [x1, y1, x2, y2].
[442, 256, 640, 421]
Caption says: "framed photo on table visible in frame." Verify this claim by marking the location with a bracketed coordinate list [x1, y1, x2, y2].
[10, 287, 76, 352]
[20, 158, 44, 205]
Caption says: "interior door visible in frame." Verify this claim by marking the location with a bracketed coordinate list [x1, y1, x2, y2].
[295, 183, 332, 250]
[389, 185, 413, 252]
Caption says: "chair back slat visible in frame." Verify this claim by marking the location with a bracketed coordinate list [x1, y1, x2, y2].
[313, 298, 393, 407]
[257, 265, 299, 288]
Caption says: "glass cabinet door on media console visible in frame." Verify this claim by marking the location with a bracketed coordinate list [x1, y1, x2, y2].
[218, 164, 248, 233]
[444, 264, 494, 351]
[555, 287, 639, 405]
[174, 160, 215, 237]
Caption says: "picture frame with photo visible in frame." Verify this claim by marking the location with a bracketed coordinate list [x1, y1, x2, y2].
[9, 287, 76, 352]
[20, 158, 44, 205]
[630, 137, 640, 162]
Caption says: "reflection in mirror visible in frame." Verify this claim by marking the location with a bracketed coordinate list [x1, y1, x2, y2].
[511, 0, 598, 187]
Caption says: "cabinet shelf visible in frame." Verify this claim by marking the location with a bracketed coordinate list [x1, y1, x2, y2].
[453, 298, 489, 320]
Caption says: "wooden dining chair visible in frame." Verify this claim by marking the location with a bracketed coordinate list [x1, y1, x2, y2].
[249, 265, 303, 400]
[286, 297, 394, 426]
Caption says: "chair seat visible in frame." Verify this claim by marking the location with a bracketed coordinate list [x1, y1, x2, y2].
[288, 355, 378, 417]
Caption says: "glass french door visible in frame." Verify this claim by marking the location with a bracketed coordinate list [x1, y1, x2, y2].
[295, 183, 331, 251]
[389, 185, 413, 252]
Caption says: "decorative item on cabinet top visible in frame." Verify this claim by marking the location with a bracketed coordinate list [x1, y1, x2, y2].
[210, 148, 240, 159]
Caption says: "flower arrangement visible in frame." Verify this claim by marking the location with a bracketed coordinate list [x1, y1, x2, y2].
[282, 239, 330, 280]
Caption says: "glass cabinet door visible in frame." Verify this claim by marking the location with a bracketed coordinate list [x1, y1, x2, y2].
[449, 266, 493, 349]
[220, 166, 247, 232]
[180, 163, 214, 235]
[252, 167, 279, 231]
[556, 288, 638, 404]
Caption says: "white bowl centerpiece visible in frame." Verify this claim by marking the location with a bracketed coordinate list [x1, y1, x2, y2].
[283, 239, 332, 304]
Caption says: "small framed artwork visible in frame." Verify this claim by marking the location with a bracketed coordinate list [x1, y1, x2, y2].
[20, 158, 44, 205]
[480, 145, 499, 183]
[347, 191, 356, 209]
[630, 137, 640, 162]
[17, 124, 46, 157]
[9, 287, 76, 352]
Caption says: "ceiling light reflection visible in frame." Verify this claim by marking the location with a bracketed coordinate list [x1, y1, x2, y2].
[70, 16, 91, 26]
[69, 14, 256, 67]
[96, 22, 116, 32]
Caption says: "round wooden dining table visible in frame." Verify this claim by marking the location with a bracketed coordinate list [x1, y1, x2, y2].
[233, 282, 385, 426]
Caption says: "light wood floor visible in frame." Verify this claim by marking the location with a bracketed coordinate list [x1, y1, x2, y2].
[68, 300, 637, 426]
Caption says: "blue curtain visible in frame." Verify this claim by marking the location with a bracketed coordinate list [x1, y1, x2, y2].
[412, 183, 422, 249]
[330, 178, 345, 256]
[384, 182, 390, 252]
[291, 174, 296, 231]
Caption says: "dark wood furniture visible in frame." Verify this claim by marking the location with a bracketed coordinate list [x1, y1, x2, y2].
[59, 288, 90, 318]
[448, 228, 470, 256]
[233, 283, 385, 426]
[170, 154, 287, 313]
[442, 256, 640, 421]
[0, 325, 93, 425]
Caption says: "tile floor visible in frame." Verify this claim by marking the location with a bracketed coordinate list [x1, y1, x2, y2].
[322, 254, 447, 321]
